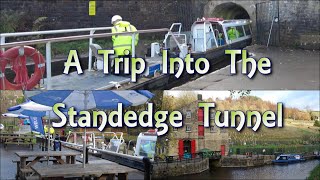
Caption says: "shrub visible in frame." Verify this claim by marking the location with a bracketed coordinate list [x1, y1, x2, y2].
[314, 120, 320, 127]
[0, 10, 25, 33]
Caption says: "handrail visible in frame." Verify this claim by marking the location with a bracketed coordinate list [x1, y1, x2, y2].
[0, 26, 112, 74]
[0, 28, 169, 48]
[0, 27, 112, 37]
[0, 27, 179, 90]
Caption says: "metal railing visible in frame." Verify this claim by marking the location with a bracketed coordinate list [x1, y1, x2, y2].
[0, 27, 180, 90]
[154, 153, 204, 165]
[1, 27, 113, 73]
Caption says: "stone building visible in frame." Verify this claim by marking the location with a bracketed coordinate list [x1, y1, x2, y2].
[167, 95, 229, 157]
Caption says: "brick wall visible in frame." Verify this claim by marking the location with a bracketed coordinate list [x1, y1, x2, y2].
[1, 0, 319, 49]
[0, 0, 196, 31]
[279, 1, 320, 49]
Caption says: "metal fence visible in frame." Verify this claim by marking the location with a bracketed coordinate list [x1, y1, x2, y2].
[153, 153, 204, 165]
[153, 151, 222, 165]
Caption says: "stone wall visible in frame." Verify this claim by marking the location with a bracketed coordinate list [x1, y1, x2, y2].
[278, 1, 320, 49]
[1, 0, 318, 49]
[152, 158, 209, 178]
[219, 155, 275, 167]
[167, 100, 229, 156]
[0, 0, 195, 31]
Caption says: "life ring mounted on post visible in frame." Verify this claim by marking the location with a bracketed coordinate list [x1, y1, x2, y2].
[0, 46, 45, 90]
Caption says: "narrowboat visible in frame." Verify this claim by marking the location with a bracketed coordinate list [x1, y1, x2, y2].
[87, 17, 253, 90]
[272, 154, 306, 164]
[132, 17, 253, 89]
[63, 129, 158, 171]
[162, 17, 252, 66]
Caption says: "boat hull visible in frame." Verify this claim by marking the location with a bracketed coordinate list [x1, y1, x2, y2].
[272, 159, 306, 164]
[191, 38, 252, 69]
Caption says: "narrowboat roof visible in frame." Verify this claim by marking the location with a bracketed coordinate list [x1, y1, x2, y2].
[194, 17, 252, 26]
[279, 154, 302, 156]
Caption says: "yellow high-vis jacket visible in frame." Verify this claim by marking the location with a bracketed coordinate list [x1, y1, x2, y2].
[112, 21, 139, 56]
[44, 125, 55, 134]
[227, 27, 240, 41]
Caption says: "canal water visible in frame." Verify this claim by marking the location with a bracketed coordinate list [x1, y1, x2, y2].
[173, 160, 319, 180]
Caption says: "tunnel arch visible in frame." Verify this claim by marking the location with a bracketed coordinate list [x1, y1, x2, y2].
[210, 2, 251, 19]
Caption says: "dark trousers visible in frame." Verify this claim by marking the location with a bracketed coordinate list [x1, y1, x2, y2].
[115, 55, 131, 76]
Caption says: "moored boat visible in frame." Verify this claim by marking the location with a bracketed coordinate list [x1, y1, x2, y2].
[272, 154, 306, 164]
[162, 17, 252, 66]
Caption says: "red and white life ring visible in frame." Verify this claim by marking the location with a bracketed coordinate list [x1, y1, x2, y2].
[0, 46, 45, 90]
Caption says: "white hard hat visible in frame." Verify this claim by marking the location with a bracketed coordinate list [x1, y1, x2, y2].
[111, 15, 122, 24]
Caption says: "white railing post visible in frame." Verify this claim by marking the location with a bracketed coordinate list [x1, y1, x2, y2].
[46, 42, 52, 90]
[0, 36, 5, 89]
[132, 33, 136, 58]
[88, 30, 95, 71]
[0, 36, 5, 52]
[203, 22, 206, 52]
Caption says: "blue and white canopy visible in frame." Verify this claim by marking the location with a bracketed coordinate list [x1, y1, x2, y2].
[2, 113, 29, 119]
[8, 90, 154, 117]
[8, 100, 55, 118]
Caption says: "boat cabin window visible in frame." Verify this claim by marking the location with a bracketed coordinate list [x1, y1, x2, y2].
[139, 139, 156, 158]
[107, 139, 121, 152]
[277, 156, 287, 160]
[211, 23, 226, 46]
[192, 23, 220, 52]
[194, 28, 204, 52]
[235, 26, 245, 38]
[227, 26, 244, 41]
[206, 26, 218, 50]
[244, 25, 251, 36]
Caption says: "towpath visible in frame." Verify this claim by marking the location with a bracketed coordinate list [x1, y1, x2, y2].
[173, 45, 319, 90]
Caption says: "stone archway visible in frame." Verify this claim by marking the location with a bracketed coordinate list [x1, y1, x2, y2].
[210, 2, 251, 19]
[203, 1, 258, 42]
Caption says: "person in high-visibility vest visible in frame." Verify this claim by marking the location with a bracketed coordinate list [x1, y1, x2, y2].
[227, 27, 240, 41]
[44, 125, 55, 135]
[111, 15, 139, 56]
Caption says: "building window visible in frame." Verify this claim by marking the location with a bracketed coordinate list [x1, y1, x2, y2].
[186, 110, 192, 118]
[186, 125, 191, 132]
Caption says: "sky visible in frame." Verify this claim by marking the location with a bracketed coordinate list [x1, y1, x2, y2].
[165, 90, 320, 111]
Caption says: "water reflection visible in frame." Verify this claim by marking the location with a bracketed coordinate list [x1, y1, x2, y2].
[172, 160, 319, 180]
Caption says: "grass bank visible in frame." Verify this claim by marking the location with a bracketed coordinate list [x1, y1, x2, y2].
[230, 144, 320, 155]
[308, 164, 320, 180]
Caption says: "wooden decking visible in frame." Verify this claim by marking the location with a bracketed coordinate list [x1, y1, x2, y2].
[15, 150, 81, 179]
[31, 163, 135, 180]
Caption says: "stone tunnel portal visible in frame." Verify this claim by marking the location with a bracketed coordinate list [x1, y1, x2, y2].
[211, 2, 251, 20]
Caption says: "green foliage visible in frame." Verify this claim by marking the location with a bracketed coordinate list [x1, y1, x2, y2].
[32, 17, 48, 31]
[162, 91, 198, 111]
[37, 39, 113, 57]
[230, 144, 320, 155]
[307, 164, 320, 180]
[314, 120, 320, 127]
[0, 10, 25, 33]
[16, 96, 25, 104]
